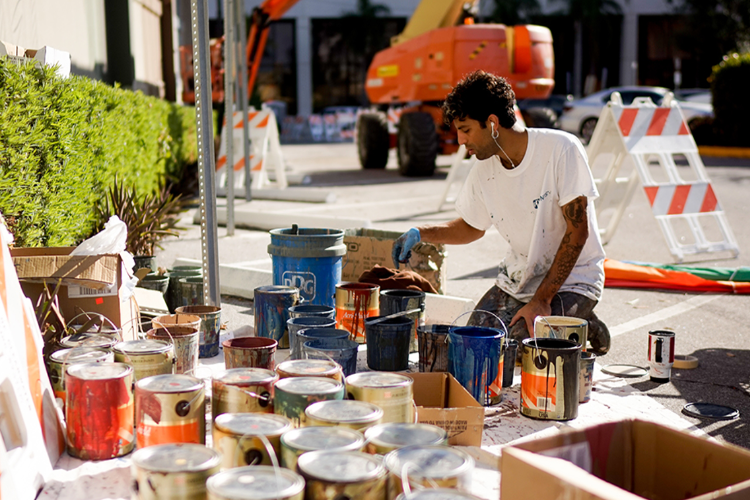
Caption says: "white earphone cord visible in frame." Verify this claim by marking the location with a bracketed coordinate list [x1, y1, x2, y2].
[491, 124, 515, 169]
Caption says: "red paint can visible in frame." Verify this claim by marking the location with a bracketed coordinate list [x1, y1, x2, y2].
[65, 362, 135, 460]
[648, 330, 675, 383]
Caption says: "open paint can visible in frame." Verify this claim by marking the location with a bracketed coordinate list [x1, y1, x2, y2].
[520, 338, 580, 420]
[304, 400, 383, 431]
[280, 426, 365, 471]
[211, 368, 278, 420]
[297, 450, 387, 500]
[207, 466, 305, 500]
[648, 329, 676, 383]
[131, 443, 220, 500]
[212, 413, 292, 468]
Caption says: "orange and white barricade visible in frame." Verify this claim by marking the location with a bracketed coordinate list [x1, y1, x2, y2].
[588, 93, 739, 261]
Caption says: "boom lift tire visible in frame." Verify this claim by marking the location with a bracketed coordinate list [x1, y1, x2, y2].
[521, 107, 558, 129]
[357, 112, 389, 170]
[397, 112, 438, 177]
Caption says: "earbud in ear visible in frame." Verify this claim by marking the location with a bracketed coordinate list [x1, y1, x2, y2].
[491, 123, 495, 132]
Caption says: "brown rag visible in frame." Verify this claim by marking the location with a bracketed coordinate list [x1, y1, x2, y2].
[358, 265, 438, 294]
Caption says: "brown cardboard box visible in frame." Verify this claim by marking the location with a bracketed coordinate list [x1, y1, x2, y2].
[407, 372, 484, 446]
[342, 228, 447, 294]
[501, 419, 750, 500]
[12, 247, 138, 340]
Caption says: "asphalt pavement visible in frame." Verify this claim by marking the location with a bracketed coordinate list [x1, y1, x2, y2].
[157, 142, 750, 450]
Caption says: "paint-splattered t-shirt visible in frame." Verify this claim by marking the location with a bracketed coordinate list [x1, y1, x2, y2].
[455, 128, 605, 301]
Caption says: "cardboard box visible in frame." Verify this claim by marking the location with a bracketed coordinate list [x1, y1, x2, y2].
[25, 46, 71, 78]
[501, 419, 750, 500]
[342, 228, 447, 294]
[11, 247, 138, 340]
[407, 372, 484, 446]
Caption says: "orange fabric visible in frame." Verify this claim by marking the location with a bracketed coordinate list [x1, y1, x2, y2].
[604, 259, 750, 294]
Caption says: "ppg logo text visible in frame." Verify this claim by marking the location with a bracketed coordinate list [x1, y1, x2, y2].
[282, 271, 316, 300]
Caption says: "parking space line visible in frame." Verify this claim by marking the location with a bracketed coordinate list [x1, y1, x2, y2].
[610, 294, 721, 338]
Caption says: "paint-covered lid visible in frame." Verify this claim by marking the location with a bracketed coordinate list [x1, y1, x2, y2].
[114, 339, 172, 355]
[132, 443, 220, 473]
[50, 347, 112, 364]
[255, 285, 298, 294]
[207, 466, 305, 500]
[297, 450, 385, 483]
[66, 362, 132, 380]
[365, 423, 447, 449]
[136, 374, 203, 393]
[281, 426, 365, 453]
[397, 489, 482, 500]
[277, 359, 342, 377]
[214, 413, 292, 437]
[275, 376, 344, 395]
[215, 368, 279, 386]
[346, 372, 413, 389]
[60, 333, 118, 349]
[305, 400, 383, 424]
[384, 446, 474, 478]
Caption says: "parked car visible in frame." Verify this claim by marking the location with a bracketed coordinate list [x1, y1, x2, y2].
[559, 86, 713, 144]
[674, 88, 711, 104]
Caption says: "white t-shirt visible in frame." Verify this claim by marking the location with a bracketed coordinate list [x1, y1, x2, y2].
[455, 128, 605, 301]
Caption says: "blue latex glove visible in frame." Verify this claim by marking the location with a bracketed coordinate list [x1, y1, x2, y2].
[392, 228, 421, 269]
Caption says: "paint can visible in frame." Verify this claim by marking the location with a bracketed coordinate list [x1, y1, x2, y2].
[65, 362, 134, 460]
[288, 304, 336, 320]
[384, 445, 474, 499]
[502, 339, 518, 388]
[648, 329, 676, 383]
[152, 313, 202, 332]
[138, 273, 170, 296]
[395, 489, 483, 500]
[380, 289, 425, 353]
[280, 426, 365, 471]
[303, 339, 359, 377]
[417, 324, 450, 372]
[364, 423, 447, 455]
[131, 443, 220, 500]
[222, 337, 277, 370]
[520, 337, 581, 420]
[212, 413, 292, 468]
[179, 276, 204, 308]
[297, 450, 387, 500]
[365, 315, 413, 371]
[579, 351, 596, 403]
[296, 328, 351, 359]
[48, 347, 113, 403]
[207, 466, 305, 500]
[176, 305, 222, 358]
[135, 374, 206, 448]
[166, 268, 202, 313]
[254, 285, 300, 349]
[59, 333, 118, 350]
[212, 368, 278, 420]
[448, 326, 505, 406]
[335, 282, 380, 343]
[534, 316, 588, 350]
[273, 376, 345, 427]
[146, 325, 200, 375]
[113, 339, 174, 381]
[276, 359, 344, 382]
[287, 316, 337, 360]
[268, 227, 347, 307]
[346, 372, 414, 424]
[304, 400, 383, 431]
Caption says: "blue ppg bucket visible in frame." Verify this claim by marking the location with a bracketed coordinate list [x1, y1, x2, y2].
[448, 326, 505, 406]
[268, 227, 347, 308]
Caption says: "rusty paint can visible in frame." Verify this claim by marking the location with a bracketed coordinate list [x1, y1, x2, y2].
[212, 413, 292, 468]
[135, 374, 206, 448]
[520, 337, 581, 421]
[254, 285, 300, 349]
[298, 450, 387, 500]
[146, 325, 200, 375]
[207, 465, 305, 500]
[364, 423, 447, 455]
[222, 337, 278, 370]
[533, 316, 588, 350]
[176, 305, 222, 358]
[304, 400, 383, 431]
[211, 368, 278, 420]
[48, 347, 113, 403]
[335, 283, 380, 343]
[113, 339, 174, 381]
[280, 426, 365, 471]
[131, 443, 220, 500]
[273, 376, 345, 427]
[65, 362, 134, 460]
[60, 333, 118, 350]
[276, 359, 343, 382]
[346, 372, 415, 424]
[384, 445, 474, 499]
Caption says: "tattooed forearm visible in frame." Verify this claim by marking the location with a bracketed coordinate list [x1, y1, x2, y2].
[549, 232, 584, 288]
[563, 197, 587, 229]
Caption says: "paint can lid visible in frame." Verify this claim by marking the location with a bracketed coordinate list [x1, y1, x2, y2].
[136, 374, 203, 393]
[384, 446, 474, 478]
[66, 362, 132, 380]
[297, 450, 385, 482]
[277, 359, 341, 377]
[397, 489, 483, 500]
[254, 285, 298, 294]
[345, 372, 413, 389]
[682, 403, 740, 420]
[60, 333, 118, 350]
[113, 339, 172, 355]
[132, 443, 220, 472]
[601, 364, 648, 378]
[275, 376, 344, 395]
[216, 368, 279, 385]
[306, 400, 383, 424]
[207, 466, 305, 500]
[50, 347, 112, 364]
[214, 413, 292, 437]
[281, 426, 365, 452]
[365, 423, 447, 449]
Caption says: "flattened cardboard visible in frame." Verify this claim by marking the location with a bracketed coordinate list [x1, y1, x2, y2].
[407, 372, 484, 446]
[501, 419, 750, 500]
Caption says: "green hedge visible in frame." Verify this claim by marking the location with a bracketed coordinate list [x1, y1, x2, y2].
[0, 59, 197, 247]
[710, 52, 750, 146]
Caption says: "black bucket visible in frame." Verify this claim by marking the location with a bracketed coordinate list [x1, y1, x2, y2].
[365, 316, 412, 371]
[380, 290, 425, 353]
[417, 324, 450, 372]
[520, 337, 580, 421]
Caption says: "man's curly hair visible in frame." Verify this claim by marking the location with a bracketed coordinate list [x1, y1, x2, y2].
[442, 71, 517, 129]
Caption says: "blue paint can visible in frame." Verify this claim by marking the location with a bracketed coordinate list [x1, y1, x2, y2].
[288, 304, 336, 320]
[365, 316, 412, 372]
[268, 227, 347, 307]
[254, 286, 300, 349]
[448, 326, 505, 406]
[287, 317, 338, 360]
[303, 339, 359, 377]
[297, 328, 351, 359]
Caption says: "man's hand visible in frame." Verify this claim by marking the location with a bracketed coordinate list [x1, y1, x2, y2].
[509, 298, 551, 337]
[392, 228, 421, 268]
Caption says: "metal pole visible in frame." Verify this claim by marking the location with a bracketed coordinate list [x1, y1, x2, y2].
[236, 0, 252, 201]
[189, 0, 221, 307]
[224, 0, 236, 235]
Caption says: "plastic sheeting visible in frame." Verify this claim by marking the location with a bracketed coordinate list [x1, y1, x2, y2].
[604, 259, 750, 294]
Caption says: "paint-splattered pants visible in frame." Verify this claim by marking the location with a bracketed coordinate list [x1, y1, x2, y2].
[467, 285, 610, 355]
